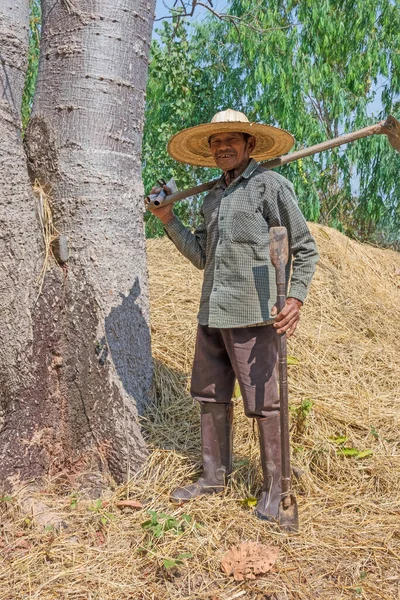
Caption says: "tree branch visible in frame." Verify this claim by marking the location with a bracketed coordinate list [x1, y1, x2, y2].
[155, 0, 298, 35]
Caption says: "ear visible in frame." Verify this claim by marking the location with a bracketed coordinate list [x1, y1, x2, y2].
[247, 135, 256, 153]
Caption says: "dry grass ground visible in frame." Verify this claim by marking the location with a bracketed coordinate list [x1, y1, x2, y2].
[1, 224, 399, 600]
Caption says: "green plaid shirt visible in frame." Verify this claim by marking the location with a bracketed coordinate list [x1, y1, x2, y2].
[164, 159, 319, 328]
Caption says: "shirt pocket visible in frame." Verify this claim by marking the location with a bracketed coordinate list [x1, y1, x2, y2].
[230, 211, 268, 245]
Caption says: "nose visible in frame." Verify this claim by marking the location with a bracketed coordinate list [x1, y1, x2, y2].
[216, 141, 232, 153]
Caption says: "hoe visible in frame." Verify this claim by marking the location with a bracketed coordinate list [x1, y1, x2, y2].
[147, 114, 400, 208]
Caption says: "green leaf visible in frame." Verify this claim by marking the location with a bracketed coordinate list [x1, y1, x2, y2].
[355, 450, 373, 460]
[370, 426, 379, 439]
[181, 514, 192, 523]
[233, 382, 242, 398]
[163, 559, 177, 569]
[337, 448, 359, 457]
[141, 519, 152, 529]
[91, 499, 102, 512]
[176, 552, 193, 559]
[0, 495, 13, 503]
[330, 435, 348, 445]
[240, 497, 258, 508]
[287, 356, 300, 365]
[164, 518, 179, 531]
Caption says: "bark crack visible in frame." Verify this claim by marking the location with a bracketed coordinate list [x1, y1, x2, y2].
[75, 380, 105, 469]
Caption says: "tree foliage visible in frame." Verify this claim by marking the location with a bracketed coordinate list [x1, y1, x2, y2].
[142, 0, 400, 245]
[142, 20, 219, 236]
[21, 0, 40, 133]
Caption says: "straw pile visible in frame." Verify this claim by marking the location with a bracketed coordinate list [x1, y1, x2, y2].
[1, 223, 399, 600]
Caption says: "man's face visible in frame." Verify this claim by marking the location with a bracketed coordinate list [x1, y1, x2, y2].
[208, 131, 256, 172]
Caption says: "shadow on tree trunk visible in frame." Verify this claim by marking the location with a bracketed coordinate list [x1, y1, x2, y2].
[104, 277, 152, 416]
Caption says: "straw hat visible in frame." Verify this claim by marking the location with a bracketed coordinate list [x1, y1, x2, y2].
[167, 109, 295, 167]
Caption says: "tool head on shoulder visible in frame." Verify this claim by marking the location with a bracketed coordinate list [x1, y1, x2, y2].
[381, 114, 400, 152]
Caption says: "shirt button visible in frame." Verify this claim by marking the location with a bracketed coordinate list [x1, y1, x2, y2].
[220, 216, 224, 220]
[213, 287, 217, 292]
[216, 264, 220, 270]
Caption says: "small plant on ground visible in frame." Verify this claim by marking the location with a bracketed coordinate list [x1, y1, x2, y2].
[291, 397, 313, 438]
[89, 499, 115, 526]
[141, 510, 192, 539]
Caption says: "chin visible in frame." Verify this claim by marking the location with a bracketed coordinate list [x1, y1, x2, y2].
[217, 160, 237, 170]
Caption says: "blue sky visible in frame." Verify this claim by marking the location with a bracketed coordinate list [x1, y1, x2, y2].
[153, 0, 225, 31]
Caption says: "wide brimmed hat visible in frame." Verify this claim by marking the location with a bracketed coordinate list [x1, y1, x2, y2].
[167, 109, 295, 167]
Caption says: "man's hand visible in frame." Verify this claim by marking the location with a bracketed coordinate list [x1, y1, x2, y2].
[145, 185, 174, 225]
[271, 297, 303, 338]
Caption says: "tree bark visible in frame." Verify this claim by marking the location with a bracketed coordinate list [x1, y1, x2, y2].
[0, 0, 156, 489]
[0, 1, 46, 488]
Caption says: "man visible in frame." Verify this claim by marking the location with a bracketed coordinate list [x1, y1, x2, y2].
[147, 109, 319, 522]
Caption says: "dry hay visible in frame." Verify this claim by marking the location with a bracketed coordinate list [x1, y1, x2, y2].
[32, 181, 60, 301]
[1, 224, 400, 600]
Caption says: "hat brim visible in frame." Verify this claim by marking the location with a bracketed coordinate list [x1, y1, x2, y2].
[167, 121, 294, 167]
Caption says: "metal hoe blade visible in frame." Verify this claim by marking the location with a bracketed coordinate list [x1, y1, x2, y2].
[381, 114, 400, 152]
[278, 493, 299, 533]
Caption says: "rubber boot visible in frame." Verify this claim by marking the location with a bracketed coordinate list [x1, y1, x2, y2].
[171, 402, 233, 503]
[254, 413, 282, 522]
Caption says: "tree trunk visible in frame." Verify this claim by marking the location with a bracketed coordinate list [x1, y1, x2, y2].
[0, 0, 155, 489]
[0, 1, 46, 487]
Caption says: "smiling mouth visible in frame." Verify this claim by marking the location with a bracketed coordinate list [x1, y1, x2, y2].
[217, 153, 235, 159]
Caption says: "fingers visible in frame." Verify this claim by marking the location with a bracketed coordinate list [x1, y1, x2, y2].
[271, 305, 277, 316]
[276, 314, 299, 337]
[273, 298, 302, 336]
[145, 185, 172, 207]
[286, 319, 299, 338]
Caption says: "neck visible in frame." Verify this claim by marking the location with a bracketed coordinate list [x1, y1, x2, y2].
[224, 158, 251, 186]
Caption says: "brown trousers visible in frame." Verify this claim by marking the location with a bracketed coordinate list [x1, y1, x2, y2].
[190, 324, 279, 418]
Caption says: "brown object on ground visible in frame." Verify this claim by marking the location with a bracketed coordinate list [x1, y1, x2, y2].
[114, 500, 143, 510]
[221, 542, 279, 581]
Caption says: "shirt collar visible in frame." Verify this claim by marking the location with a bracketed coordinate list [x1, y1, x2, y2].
[213, 158, 259, 190]
[241, 158, 260, 179]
